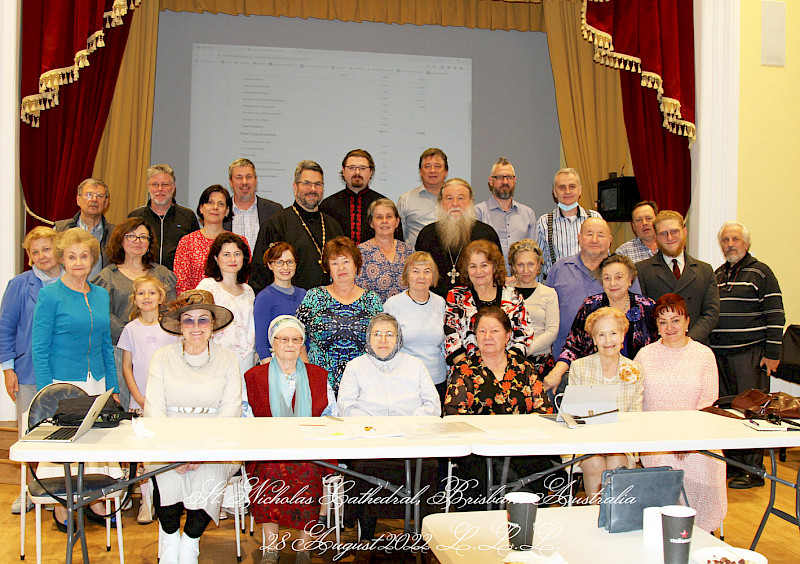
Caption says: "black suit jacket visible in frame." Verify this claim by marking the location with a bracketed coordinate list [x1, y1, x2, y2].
[636, 250, 720, 344]
[223, 196, 282, 232]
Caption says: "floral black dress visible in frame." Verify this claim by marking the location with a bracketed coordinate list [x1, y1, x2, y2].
[559, 291, 657, 365]
[444, 349, 551, 415]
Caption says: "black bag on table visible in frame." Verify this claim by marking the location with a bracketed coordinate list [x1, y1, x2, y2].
[53, 394, 132, 428]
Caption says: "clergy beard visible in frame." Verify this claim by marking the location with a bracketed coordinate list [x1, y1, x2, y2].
[435, 204, 477, 251]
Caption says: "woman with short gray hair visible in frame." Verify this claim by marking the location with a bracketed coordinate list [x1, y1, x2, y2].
[508, 239, 559, 378]
[337, 313, 440, 546]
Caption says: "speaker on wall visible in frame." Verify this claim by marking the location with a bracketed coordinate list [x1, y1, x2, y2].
[596, 175, 641, 222]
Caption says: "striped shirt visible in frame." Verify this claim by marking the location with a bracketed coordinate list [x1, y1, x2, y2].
[536, 206, 602, 279]
[710, 253, 785, 358]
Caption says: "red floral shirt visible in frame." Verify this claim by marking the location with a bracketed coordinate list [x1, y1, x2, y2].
[444, 350, 551, 415]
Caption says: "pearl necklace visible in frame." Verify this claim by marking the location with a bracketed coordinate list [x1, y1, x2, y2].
[182, 342, 211, 370]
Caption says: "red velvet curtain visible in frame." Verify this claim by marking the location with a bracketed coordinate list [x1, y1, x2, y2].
[583, 0, 695, 215]
[19, 1, 133, 230]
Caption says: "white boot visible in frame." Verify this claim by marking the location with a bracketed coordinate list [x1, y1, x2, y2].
[178, 532, 200, 564]
[159, 528, 180, 564]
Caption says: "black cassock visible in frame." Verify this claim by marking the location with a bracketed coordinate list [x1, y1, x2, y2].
[251, 205, 344, 294]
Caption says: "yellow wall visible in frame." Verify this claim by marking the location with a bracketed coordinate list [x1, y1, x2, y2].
[739, 0, 799, 322]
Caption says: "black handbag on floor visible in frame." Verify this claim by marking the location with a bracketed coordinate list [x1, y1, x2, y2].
[53, 394, 132, 428]
[597, 466, 688, 533]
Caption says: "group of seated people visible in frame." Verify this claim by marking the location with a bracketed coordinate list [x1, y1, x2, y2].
[1, 150, 782, 562]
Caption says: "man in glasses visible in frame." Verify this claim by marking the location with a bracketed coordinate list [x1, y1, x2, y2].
[54, 178, 115, 280]
[637, 210, 719, 344]
[710, 221, 785, 489]
[250, 161, 344, 294]
[319, 149, 402, 244]
[224, 158, 281, 248]
[128, 164, 200, 270]
[475, 157, 536, 266]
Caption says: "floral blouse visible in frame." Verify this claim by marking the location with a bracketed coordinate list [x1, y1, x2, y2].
[558, 292, 657, 366]
[354, 239, 415, 302]
[444, 284, 533, 364]
[295, 287, 383, 393]
[444, 349, 551, 415]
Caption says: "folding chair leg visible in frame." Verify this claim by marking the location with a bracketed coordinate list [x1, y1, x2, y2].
[35, 504, 42, 564]
[233, 478, 242, 562]
[106, 498, 112, 551]
[20, 464, 26, 561]
[445, 460, 454, 513]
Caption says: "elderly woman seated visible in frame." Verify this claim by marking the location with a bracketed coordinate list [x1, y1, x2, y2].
[144, 290, 241, 564]
[337, 313, 440, 544]
[566, 306, 644, 500]
[244, 316, 337, 564]
[444, 306, 551, 509]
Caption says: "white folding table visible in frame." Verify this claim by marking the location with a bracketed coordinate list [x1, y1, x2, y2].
[447, 410, 800, 549]
[11, 415, 471, 564]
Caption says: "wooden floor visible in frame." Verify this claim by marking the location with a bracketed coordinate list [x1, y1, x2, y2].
[0, 451, 797, 563]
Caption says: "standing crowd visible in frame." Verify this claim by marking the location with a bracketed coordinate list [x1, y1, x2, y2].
[0, 148, 785, 561]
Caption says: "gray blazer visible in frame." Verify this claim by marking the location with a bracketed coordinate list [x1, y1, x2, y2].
[636, 250, 720, 344]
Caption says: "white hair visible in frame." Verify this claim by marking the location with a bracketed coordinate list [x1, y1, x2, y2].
[717, 221, 751, 246]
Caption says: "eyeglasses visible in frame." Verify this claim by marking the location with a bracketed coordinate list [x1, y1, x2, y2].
[125, 234, 152, 243]
[148, 182, 173, 189]
[298, 180, 324, 189]
[270, 259, 296, 267]
[491, 175, 516, 182]
[80, 191, 107, 201]
[180, 317, 212, 328]
[657, 229, 682, 239]
[274, 336, 304, 345]
[371, 331, 396, 340]
[344, 165, 371, 173]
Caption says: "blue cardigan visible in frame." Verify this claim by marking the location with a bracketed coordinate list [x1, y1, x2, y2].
[253, 284, 307, 360]
[31, 280, 118, 391]
[0, 270, 43, 386]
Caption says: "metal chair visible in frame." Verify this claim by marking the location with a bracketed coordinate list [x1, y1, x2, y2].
[157, 465, 248, 562]
[20, 383, 125, 564]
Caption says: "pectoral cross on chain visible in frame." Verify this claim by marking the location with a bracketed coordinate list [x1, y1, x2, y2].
[448, 265, 458, 284]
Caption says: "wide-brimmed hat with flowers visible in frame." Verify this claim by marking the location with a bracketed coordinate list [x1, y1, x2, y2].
[160, 289, 233, 335]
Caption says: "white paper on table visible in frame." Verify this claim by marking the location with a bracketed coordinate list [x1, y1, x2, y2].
[347, 422, 404, 438]
[300, 422, 404, 440]
[300, 425, 355, 440]
[742, 420, 798, 432]
[404, 421, 485, 440]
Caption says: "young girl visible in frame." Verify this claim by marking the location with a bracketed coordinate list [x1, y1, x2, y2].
[118, 276, 179, 413]
[117, 276, 179, 525]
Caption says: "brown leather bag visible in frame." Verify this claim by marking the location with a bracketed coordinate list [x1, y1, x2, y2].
[731, 389, 800, 419]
